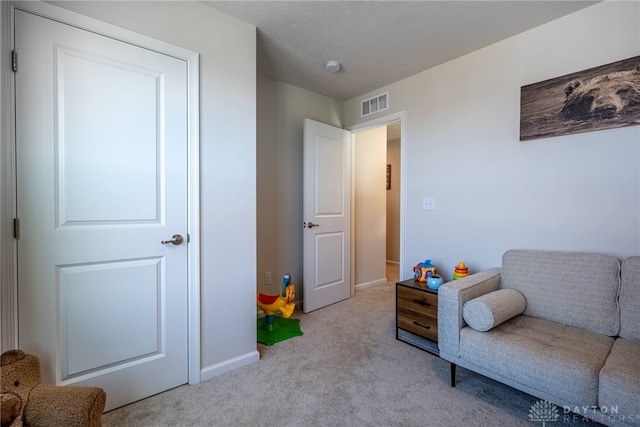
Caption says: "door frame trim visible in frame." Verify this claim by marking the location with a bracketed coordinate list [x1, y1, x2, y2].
[347, 111, 407, 286]
[0, 0, 202, 385]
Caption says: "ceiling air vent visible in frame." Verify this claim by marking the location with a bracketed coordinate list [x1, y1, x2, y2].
[361, 92, 389, 117]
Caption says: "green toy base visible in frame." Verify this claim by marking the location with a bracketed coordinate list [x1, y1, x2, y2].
[257, 316, 303, 346]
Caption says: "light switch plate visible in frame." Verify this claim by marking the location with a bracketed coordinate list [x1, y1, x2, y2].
[422, 197, 436, 211]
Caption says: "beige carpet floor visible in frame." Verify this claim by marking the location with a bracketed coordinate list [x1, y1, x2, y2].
[102, 282, 599, 426]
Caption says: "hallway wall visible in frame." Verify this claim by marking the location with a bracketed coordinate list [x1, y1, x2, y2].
[386, 137, 401, 264]
[354, 126, 387, 288]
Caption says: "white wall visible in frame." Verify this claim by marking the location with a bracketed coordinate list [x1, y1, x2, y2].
[49, 1, 258, 377]
[345, 1, 640, 281]
[256, 77, 343, 300]
[354, 127, 387, 287]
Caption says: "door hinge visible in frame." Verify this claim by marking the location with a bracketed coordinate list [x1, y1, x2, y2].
[11, 50, 17, 72]
[13, 218, 20, 239]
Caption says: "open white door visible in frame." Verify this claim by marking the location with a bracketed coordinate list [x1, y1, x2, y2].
[15, 9, 189, 410]
[303, 119, 351, 312]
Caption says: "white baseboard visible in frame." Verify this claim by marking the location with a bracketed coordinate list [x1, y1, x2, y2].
[200, 351, 259, 382]
[355, 278, 388, 290]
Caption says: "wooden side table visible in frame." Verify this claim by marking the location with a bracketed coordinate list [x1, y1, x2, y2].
[396, 278, 439, 355]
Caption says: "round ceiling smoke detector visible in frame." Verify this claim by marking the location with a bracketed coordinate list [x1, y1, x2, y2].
[325, 60, 341, 73]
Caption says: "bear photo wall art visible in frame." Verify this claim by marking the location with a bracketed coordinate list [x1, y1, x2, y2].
[520, 55, 640, 141]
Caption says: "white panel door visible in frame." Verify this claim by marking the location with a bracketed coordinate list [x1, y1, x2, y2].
[15, 10, 188, 410]
[303, 119, 351, 312]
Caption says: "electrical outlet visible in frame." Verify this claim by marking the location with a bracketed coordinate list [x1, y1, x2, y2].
[264, 271, 272, 285]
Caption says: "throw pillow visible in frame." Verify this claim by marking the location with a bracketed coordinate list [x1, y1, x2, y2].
[463, 288, 527, 332]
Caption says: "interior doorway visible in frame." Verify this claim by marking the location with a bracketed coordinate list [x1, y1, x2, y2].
[351, 115, 404, 290]
[385, 122, 401, 284]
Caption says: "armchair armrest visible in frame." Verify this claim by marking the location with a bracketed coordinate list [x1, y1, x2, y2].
[438, 268, 501, 361]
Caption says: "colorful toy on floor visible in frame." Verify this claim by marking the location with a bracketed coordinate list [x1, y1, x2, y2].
[453, 261, 469, 280]
[413, 259, 436, 282]
[257, 273, 303, 346]
[257, 273, 295, 318]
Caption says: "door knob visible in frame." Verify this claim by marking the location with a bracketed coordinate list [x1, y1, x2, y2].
[306, 221, 319, 228]
[161, 234, 184, 245]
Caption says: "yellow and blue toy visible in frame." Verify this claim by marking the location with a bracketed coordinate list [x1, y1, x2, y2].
[257, 273, 303, 346]
[413, 259, 436, 282]
[257, 273, 295, 318]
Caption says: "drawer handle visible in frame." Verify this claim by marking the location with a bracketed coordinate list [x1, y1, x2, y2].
[413, 321, 431, 330]
[412, 299, 432, 307]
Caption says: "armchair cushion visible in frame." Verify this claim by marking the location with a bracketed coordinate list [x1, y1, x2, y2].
[598, 338, 640, 421]
[460, 315, 614, 407]
[501, 250, 620, 336]
[620, 256, 640, 340]
[463, 289, 527, 332]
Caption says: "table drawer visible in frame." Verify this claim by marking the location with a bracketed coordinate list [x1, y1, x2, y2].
[397, 312, 438, 341]
[397, 286, 437, 315]
[397, 286, 438, 341]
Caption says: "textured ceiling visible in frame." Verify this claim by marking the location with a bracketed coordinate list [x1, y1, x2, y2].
[204, 1, 599, 101]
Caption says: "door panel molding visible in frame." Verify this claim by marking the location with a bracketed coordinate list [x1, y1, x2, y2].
[0, 1, 201, 387]
[59, 257, 163, 381]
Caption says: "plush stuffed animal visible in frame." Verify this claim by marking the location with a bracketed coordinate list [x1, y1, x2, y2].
[0, 349, 106, 427]
[1, 392, 21, 425]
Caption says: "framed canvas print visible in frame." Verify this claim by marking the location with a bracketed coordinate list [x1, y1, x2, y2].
[520, 55, 640, 141]
[386, 164, 391, 190]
